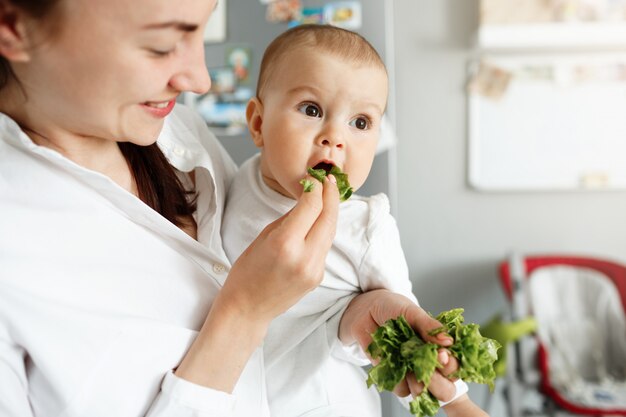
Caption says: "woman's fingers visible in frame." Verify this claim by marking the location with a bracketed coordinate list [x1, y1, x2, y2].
[279, 175, 337, 239]
[305, 174, 339, 248]
[220, 174, 339, 325]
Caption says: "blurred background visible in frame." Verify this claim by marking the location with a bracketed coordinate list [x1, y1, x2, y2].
[194, 1, 626, 415]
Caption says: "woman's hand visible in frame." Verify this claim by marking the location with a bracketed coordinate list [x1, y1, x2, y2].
[176, 175, 339, 392]
[339, 289, 459, 401]
[219, 174, 339, 325]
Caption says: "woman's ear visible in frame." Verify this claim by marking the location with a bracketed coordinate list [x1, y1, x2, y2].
[246, 97, 264, 148]
[0, 0, 30, 62]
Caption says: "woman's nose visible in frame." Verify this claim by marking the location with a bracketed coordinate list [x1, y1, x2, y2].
[168, 41, 212, 94]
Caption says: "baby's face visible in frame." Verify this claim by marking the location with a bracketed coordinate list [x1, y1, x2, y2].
[253, 49, 388, 199]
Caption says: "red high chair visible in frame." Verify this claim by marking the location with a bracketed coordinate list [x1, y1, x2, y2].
[498, 253, 626, 417]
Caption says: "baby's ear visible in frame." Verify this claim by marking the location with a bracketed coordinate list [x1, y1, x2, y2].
[246, 97, 264, 148]
[0, 0, 31, 62]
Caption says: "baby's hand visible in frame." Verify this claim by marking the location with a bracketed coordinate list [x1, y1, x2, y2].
[405, 349, 459, 402]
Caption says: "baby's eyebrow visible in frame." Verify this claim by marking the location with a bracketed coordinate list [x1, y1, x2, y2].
[286, 86, 321, 97]
[358, 101, 385, 116]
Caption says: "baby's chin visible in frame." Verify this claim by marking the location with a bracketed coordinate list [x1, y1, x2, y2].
[261, 174, 297, 199]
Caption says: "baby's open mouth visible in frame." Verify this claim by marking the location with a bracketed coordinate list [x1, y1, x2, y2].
[312, 162, 335, 175]
[301, 162, 353, 202]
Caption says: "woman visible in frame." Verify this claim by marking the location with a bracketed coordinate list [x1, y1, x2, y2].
[0, 0, 477, 415]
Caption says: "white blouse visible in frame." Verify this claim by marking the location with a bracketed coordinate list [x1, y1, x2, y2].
[0, 106, 268, 416]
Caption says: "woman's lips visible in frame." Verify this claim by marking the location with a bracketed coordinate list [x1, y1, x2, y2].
[141, 99, 176, 118]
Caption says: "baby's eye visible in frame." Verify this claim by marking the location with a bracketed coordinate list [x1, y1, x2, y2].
[297, 103, 322, 118]
[350, 117, 370, 130]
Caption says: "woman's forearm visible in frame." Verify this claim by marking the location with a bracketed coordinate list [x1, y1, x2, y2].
[174, 295, 269, 393]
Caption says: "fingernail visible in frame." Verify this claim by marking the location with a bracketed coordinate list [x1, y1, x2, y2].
[438, 350, 449, 365]
[328, 174, 337, 184]
[437, 333, 452, 343]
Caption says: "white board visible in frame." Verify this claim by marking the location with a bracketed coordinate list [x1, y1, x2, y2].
[204, 0, 227, 43]
[468, 53, 626, 191]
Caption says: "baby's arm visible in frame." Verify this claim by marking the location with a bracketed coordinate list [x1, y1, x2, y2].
[442, 395, 489, 417]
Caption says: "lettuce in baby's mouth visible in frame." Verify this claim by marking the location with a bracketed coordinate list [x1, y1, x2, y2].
[299, 166, 353, 202]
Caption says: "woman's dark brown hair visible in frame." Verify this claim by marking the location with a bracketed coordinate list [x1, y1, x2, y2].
[1, 0, 196, 228]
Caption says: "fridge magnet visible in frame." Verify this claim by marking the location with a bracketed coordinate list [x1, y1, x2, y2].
[287, 7, 324, 28]
[300, 7, 325, 25]
[194, 92, 250, 132]
[203, 0, 226, 43]
[323, 1, 362, 30]
[266, 0, 301, 23]
[226, 46, 252, 84]
[467, 62, 512, 100]
[185, 66, 253, 133]
[208, 67, 237, 95]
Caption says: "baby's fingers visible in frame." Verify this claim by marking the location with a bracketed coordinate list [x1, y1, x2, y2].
[426, 372, 456, 403]
[404, 306, 453, 347]
[391, 378, 411, 398]
[437, 349, 459, 378]
[406, 372, 424, 398]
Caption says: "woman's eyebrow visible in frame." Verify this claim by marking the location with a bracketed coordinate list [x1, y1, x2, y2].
[142, 21, 199, 32]
[143, 1, 218, 32]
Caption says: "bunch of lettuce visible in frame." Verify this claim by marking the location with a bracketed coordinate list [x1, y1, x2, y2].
[366, 309, 501, 417]
[300, 166, 353, 201]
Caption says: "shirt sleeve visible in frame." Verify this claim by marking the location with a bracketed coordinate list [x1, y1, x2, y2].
[0, 337, 33, 416]
[358, 193, 417, 304]
[0, 335, 240, 417]
[326, 294, 372, 367]
[145, 371, 237, 417]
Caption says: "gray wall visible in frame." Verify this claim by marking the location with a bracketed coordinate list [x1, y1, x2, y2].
[385, 1, 626, 415]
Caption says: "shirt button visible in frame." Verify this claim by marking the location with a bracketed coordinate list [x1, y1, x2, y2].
[213, 263, 226, 274]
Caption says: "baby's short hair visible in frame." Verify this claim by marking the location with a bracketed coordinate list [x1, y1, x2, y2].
[256, 24, 387, 99]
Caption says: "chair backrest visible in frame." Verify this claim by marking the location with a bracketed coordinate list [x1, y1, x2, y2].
[528, 265, 626, 381]
[499, 255, 626, 311]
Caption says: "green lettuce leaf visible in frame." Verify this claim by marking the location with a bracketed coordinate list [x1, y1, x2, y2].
[299, 166, 354, 202]
[308, 167, 327, 183]
[409, 390, 440, 417]
[366, 309, 501, 417]
[299, 179, 315, 193]
[328, 166, 353, 201]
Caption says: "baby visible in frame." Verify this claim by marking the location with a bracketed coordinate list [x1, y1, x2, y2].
[222, 24, 480, 417]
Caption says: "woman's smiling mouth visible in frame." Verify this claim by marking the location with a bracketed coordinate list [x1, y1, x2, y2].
[141, 99, 176, 118]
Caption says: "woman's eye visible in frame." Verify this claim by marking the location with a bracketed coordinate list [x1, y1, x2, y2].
[297, 103, 322, 118]
[350, 117, 370, 130]
[149, 48, 176, 57]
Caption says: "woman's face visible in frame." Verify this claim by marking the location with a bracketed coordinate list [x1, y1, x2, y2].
[12, 0, 215, 145]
